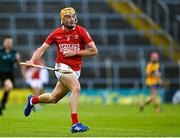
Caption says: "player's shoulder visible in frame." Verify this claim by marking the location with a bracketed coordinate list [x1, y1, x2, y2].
[76, 25, 88, 31]
[76, 25, 85, 29]
[147, 62, 159, 67]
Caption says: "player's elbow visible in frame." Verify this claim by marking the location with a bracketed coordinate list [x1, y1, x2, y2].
[94, 47, 98, 55]
[88, 41, 98, 55]
[91, 47, 98, 55]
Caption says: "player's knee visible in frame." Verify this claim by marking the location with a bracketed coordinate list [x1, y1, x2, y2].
[4, 79, 13, 91]
[72, 86, 81, 94]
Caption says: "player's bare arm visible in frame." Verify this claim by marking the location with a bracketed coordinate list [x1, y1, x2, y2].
[63, 41, 97, 57]
[27, 43, 50, 65]
[16, 53, 21, 64]
[15, 52, 26, 78]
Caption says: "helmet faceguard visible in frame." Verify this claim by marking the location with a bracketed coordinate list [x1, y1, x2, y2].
[60, 7, 78, 29]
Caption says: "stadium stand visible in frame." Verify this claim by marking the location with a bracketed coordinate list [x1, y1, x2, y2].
[0, 0, 179, 89]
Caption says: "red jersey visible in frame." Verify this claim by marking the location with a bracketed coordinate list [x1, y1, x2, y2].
[45, 25, 93, 71]
[32, 69, 40, 79]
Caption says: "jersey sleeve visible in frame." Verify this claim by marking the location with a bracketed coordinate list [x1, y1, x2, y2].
[81, 28, 93, 45]
[44, 31, 55, 45]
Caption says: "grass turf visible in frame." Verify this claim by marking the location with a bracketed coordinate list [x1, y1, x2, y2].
[0, 103, 180, 137]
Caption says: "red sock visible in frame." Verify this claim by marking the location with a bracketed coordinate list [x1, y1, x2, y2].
[71, 113, 79, 125]
[31, 96, 39, 104]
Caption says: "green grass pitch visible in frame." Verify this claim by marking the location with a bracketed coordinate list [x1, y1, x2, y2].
[0, 103, 180, 137]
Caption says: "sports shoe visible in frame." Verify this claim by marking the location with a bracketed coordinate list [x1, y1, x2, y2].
[24, 95, 33, 117]
[71, 122, 89, 133]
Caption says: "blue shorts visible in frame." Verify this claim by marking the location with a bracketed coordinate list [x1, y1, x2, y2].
[146, 84, 159, 89]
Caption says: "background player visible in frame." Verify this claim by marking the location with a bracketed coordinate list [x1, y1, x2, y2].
[24, 58, 49, 96]
[23, 58, 49, 111]
[0, 36, 21, 115]
[23, 7, 97, 133]
[140, 52, 162, 112]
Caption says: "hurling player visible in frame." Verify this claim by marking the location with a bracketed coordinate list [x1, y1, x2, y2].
[140, 52, 162, 112]
[24, 7, 97, 133]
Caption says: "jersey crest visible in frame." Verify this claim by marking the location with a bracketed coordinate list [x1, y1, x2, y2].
[66, 35, 71, 41]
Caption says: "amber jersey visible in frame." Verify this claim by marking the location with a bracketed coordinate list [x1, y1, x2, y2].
[45, 25, 93, 71]
[145, 62, 160, 86]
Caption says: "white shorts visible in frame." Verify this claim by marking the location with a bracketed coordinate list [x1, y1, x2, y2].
[26, 79, 44, 89]
[55, 63, 81, 80]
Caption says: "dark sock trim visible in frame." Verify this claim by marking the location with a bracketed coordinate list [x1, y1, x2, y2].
[1, 91, 10, 107]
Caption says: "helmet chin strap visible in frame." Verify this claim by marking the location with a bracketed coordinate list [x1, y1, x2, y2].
[62, 23, 76, 30]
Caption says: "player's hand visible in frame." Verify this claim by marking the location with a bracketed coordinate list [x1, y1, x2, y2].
[63, 50, 77, 57]
[151, 71, 161, 77]
[26, 60, 34, 66]
[155, 71, 161, 77]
